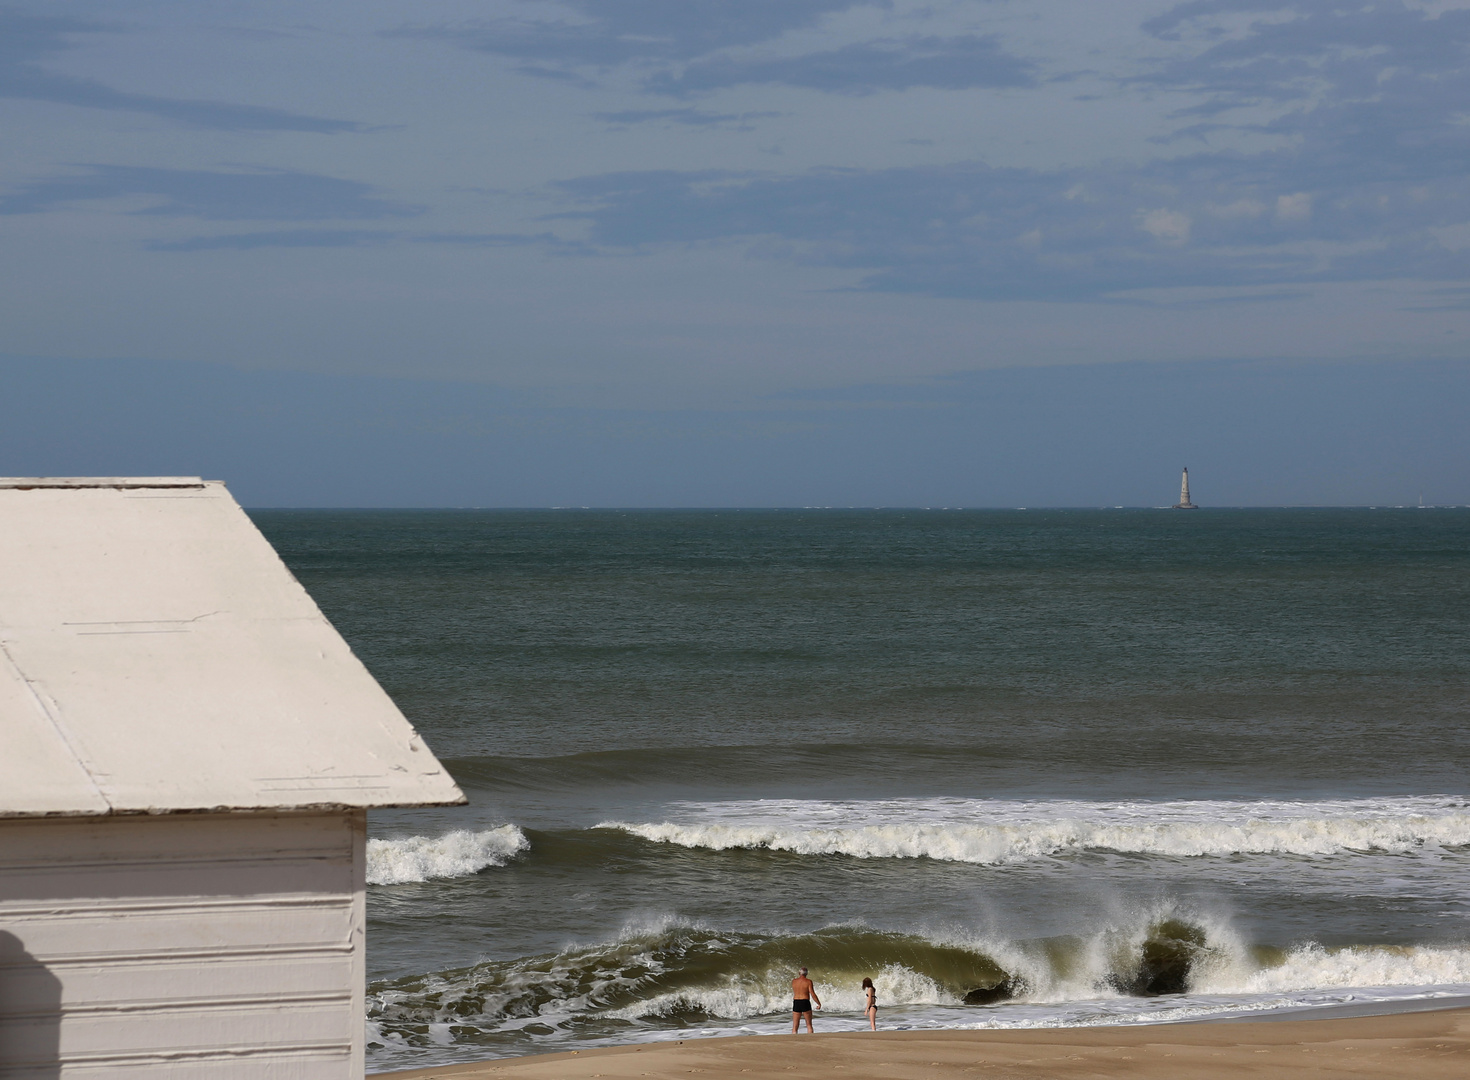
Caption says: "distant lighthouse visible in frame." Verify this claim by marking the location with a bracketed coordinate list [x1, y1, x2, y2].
[1174, 468, 1198, 509]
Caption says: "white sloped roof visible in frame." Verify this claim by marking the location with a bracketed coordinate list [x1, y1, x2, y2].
[0, 478, 466, 816]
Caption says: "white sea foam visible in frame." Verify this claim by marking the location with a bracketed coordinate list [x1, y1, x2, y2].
[368, 914, 1470, 1032]
[599, 796, 1470, 864]
[977, 908, 1470, 1001]
[366, 826, 529, 885]
[1196, 943, 1470, 995]
[610, 963, 955, 1022]
[602, 934, 1470, 1021]
[367, 912, 1470, 1073]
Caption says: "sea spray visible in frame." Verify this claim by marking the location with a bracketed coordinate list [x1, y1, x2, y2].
[1194, 944, 1470, 995]
[608, 962, 954, 1022]
[368, 923, 982, 1038]
[367, 914, 1249, 1030]
[366, 913, 1470, 1063]
[367, 826, 529, 885]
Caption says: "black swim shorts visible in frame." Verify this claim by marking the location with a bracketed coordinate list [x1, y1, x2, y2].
[792, 999, 812, 1013]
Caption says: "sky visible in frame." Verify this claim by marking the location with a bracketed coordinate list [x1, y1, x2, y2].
[2, 0, 1468, 505]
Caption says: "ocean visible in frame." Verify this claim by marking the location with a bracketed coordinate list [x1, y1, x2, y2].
[249, 508, 1470, 1073]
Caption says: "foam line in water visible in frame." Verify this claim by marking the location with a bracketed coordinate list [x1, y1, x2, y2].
[367, 826, 529, 885]
[598, 796, 1470, 863]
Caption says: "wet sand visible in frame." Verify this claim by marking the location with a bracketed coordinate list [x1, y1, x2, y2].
[378, 1005, 1470, 1079]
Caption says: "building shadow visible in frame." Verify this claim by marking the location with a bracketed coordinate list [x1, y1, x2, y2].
[0, 930, 62, 1079]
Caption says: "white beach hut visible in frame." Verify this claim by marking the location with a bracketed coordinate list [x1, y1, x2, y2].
[0, 478, 465, 1079]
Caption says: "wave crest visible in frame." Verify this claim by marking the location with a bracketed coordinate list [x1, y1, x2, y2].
[1196, 943, 1470, 995]
[367, 915, 1470, 1061]
[600, 799, 1470, 863]
[609, 962, 954, 1022]
[367, 826, 529, 885]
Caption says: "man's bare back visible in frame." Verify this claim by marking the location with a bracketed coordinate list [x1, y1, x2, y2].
[791, 968, 821, 1033]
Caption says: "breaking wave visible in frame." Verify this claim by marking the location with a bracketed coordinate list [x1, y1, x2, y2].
[599, 796, 1470, 864]
[366, 912, 1470, 1060]
[1194, 944, 1470, 995]
[366, 826, 529, 885]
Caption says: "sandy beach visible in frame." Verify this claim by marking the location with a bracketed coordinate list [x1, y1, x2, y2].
[379, 1005, 1470, 1080]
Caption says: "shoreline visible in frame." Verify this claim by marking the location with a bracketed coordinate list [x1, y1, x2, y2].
[376, 1002, 1470, 1079]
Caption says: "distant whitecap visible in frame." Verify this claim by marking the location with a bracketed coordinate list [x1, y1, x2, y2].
[367, 826, 529, 885]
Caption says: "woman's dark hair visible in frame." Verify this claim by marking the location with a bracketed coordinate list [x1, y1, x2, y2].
[861, 977, 874, 989]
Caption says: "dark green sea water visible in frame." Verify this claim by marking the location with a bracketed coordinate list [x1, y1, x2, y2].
[252, 509, 1470, 1071]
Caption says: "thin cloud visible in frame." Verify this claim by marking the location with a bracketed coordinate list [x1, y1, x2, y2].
[412, 231, 595, 255]
[144, 228, 589, 254]
[390, 0, 865, 70]
[651, 35, 1038, 96]
[0, 11, 364, 133]
[546, 144, 1470, 300]
[146, 229, 397, 252]
[593, 108, 782, 128]
[0, 166, 421, 220]
[1140, 1, 1470, 146]
[510, 1, 1470, 299]
[389, 3, 1032, 98]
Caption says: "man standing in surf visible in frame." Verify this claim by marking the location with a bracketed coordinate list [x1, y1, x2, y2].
[791, 967, 821, 1033]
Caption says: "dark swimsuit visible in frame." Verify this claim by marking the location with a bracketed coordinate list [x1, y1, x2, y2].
[792, 998, 812, 1013]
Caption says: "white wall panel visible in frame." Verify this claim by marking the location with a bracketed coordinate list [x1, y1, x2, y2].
[0, 811, 366, 1079]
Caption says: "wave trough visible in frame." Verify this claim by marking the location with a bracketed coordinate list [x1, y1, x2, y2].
[367, 826, 529, 885]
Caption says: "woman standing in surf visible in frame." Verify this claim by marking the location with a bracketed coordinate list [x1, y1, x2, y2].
[862, 977, 878, 1030]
